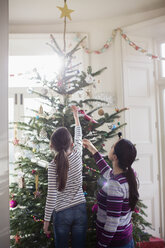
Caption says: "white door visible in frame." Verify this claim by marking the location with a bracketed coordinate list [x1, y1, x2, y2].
[122, 35, 161, 237]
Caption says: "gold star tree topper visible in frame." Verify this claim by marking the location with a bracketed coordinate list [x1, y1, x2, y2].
[57, 2, 74, 21]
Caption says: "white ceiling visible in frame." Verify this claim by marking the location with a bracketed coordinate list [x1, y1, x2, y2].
[9, 0, 165, 25]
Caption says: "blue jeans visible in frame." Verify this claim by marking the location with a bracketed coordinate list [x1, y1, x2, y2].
[53, 203, 87, 248]
[110, 238, 134, 248]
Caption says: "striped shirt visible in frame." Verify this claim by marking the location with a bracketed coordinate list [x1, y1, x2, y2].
[44, 126, 86, 221]
[93, 152, 133, 248]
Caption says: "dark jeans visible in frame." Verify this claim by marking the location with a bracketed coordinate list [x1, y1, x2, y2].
[53, 203, 87, 248]
[110, 238, 134, 248]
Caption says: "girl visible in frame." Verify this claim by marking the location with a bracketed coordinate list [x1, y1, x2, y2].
[44, 106, 87, 248]
[83, 137, 139, 248]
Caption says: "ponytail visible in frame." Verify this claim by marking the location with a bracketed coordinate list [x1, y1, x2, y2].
[50, 127, 72, 192]
[114, 139, 139, 211]
[55, 149, 69, 192]
[125, 167, 139, 210]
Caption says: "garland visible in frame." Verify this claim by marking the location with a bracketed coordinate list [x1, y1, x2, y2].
[78, 27, 165, 61]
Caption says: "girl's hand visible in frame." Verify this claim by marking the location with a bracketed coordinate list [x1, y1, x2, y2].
[71, 105, 78, 116]
[43, 221, 51, 235]
[83, 139, 98, 155]
[71, 105, 80, 126]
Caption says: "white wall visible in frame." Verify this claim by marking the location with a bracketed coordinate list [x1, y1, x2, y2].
[0, 0, 10, 247]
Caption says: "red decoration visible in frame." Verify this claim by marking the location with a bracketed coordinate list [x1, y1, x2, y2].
[14, 234, 20, 244]
[33, 190, 41, 198]
[10, 198, 17, 208]
[104, 44, 109, 49]
[92, 204, 98, 212]
[32, 169, 37, 174]
[137, 237, 165, 248]
[46, 233, 51, 239]
[78, 109, 98, 123]
[13, 138, 19, 145]
[134, 207, 140, 213]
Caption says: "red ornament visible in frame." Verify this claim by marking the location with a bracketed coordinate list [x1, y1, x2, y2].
[14, 234, 20, 244]
[134, 207, 140, 213]
[32, 169, 36, 174]
[34, 190, 41, 198]
[92, 204, 98, 212]
[78, 109, 98, 124]
[13, 138, 19, 145]
[10, 199, 17, 208]
[46, 233, 51, 239]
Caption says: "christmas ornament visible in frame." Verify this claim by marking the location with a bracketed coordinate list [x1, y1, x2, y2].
[134, 207, 140, 213]
[115, 107, 120, 112]
[14, 234, 20, 244]
[78, 109, 98, 123]
[10, 196, 17, 208]
[92, 204, 98, 212]
[40, 128, 47, 139]
[86, 89, 92, 98]
[33, 174, 40, 198]
[34, 191, 41, 198]
[18, 177, 25, 189]
[111, 124, 116, 130]
[32, 169, 37, 174]
[98, 108, 104, 116]
[86, 74, 95, 84]
[13, 138, 19, 146]
[46, 233, 51, 239]
[57, 2, 74, 21]
[38, 105, 43, 115]
[83, 191, 87, 196]
[32, 148, 36, 153]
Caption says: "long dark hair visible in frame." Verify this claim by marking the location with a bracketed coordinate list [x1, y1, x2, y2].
[50, 127, 72, 192]
[114, 139, 139, 210]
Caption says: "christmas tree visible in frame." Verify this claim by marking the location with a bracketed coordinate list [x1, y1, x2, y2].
[9, 1, 152, 247]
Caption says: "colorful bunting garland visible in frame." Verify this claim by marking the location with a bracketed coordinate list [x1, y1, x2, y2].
[78, 27, 165, 61]
[9, 27, 165, 78]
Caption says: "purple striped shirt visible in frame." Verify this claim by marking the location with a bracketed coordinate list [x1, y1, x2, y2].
[93, 152, 133, 248]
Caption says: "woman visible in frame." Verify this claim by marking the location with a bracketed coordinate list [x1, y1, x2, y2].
[44, 106, 87, 248]
[83, 137, 139, 248]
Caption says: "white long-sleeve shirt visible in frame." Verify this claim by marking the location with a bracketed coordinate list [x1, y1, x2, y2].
[44, 126, 86, 221]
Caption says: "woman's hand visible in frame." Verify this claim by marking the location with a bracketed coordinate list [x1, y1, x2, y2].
[83, 139, 98, 155]
[43, 221, 51, 235]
